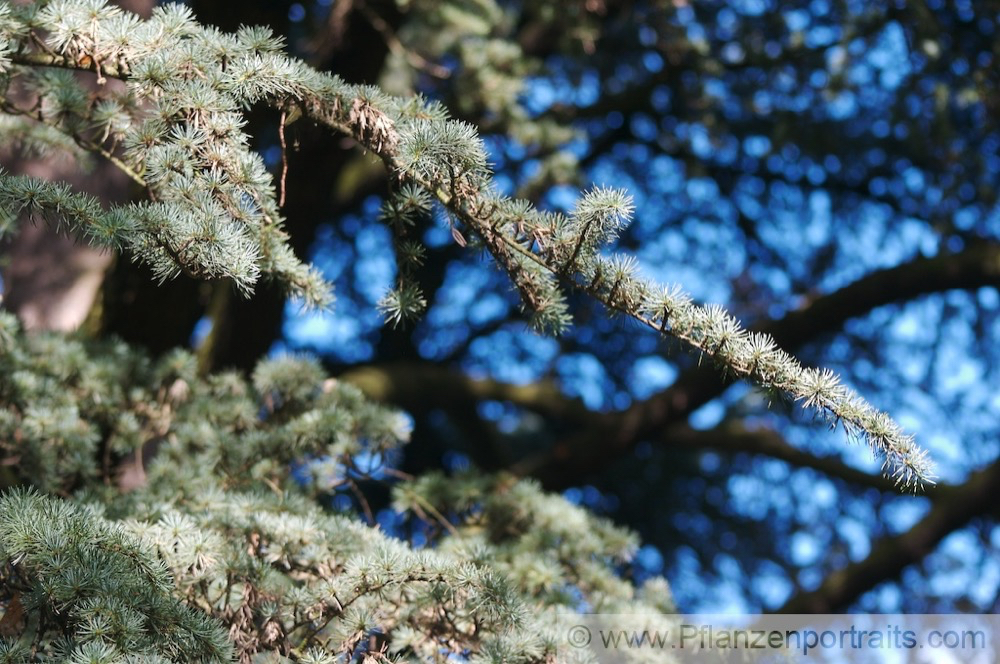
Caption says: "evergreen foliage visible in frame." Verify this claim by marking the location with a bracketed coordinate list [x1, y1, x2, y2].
[0, 0, 932, 487]
[0, 311, 674, 662]
[0, 1, 950, 661]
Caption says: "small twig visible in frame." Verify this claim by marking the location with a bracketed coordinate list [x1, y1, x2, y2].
[262, 476, 284, 496]
[382, 467, 414, 481]
[1, 95, 146, 188]
[278, 110, 289, 207]
[346, 478, 375, 525]
[409, 492, 459, 537]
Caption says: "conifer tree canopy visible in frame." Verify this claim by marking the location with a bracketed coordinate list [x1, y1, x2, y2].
[1, 0, 998, 661]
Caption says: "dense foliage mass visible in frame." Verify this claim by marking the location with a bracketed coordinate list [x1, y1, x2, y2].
[0, 310, 680, 662]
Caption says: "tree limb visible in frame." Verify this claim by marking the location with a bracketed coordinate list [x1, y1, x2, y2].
[657, 422, 901, 494]
[525, 241, 1000, 487]
[337, 244, 1000, 490]
[777, 457, 1000, 613]
[341, 363, 901, 493]
[339, 361, 599, 426]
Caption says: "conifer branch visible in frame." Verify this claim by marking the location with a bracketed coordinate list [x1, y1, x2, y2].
[334, 121, 936, 489]
[0, 1, 934, 487]
[0, 310, 672, 663]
